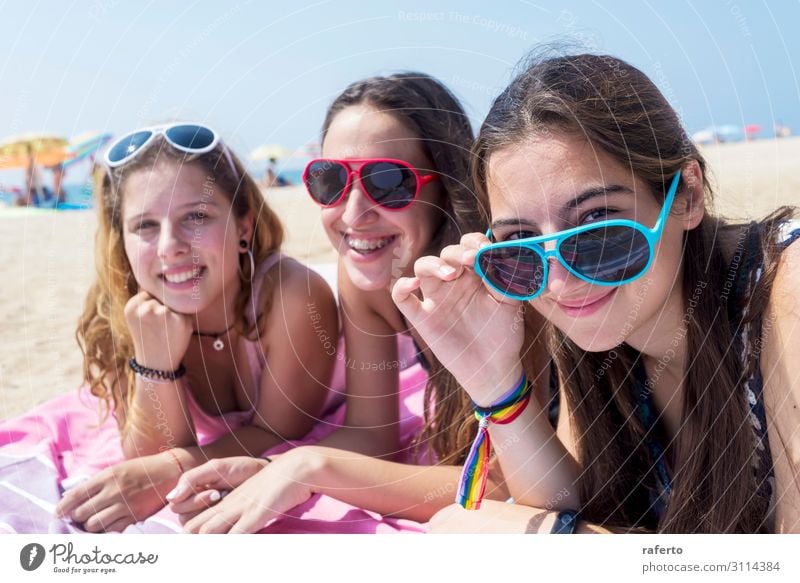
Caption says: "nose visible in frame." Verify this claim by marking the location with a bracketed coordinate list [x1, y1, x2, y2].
[157, 220, 189, 260]
[340, 179, 379, 226]
[544, 254, 571, 296]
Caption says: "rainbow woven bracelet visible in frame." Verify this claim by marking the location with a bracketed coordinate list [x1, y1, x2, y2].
[456, 373, 532, 510]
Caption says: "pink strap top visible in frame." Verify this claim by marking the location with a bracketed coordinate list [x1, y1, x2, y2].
[186, 253, 285, 445]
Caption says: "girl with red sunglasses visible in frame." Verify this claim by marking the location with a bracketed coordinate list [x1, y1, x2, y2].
[395, 53, 800, 533]
[55, 125, 338, 532]
[168, 74, 519, 533]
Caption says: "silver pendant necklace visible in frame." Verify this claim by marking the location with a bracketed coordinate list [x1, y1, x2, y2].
[192, 322, 235, 351]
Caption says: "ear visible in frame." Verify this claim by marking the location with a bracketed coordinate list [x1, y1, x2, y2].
[678, 160, 705, 231]
[237, 212, 254, 250]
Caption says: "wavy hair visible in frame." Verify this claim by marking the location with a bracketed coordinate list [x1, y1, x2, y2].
[321, 72, 489, 464]
[472, 52, 795, 532]
[77, 135, 284, 437]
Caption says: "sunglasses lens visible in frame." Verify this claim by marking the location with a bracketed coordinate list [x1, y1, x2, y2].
[164, 125, 216, 150]
[361, 162, 416, 209]
[561, 225, 650, 282]
[107, 131, 153, 164]
[304, 160, 348, 205]
[478, 246, 545, 298]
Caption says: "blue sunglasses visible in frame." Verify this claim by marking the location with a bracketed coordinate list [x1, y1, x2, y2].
[475, 171, 682, 301]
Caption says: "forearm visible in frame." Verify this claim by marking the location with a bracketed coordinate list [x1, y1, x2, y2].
[313, 425, 400, 459]
[122, 378, 195, 458]
[169, 424, 285, 470]
[489, 400, 580, 510]
[299, 446, 506, 522]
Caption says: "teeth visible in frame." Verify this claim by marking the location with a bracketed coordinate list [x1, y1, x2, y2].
[346, 235, 395, 252]
[163, 267, 201, 283]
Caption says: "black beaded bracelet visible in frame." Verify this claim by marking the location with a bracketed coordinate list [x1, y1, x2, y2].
[128, 357, 186, 382]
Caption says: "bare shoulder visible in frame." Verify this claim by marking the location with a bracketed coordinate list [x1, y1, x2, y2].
[267, 256, 336, 311]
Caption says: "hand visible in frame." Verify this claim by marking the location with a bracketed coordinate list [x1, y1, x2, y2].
[124, 291, 193, 371]
[179, 449, 317, 534]
[166, 456, 271, 523]
[392, 233, 525, 405]
[54, 452, 180, 532]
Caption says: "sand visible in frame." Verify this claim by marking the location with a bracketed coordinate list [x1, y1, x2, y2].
[1, 137, 798, 420]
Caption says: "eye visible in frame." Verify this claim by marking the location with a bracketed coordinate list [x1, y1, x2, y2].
[135, 220, 158, 231]
[185, 212, 205, 222]
[580, 208, 618, 225]
[502, 230, 536, 242]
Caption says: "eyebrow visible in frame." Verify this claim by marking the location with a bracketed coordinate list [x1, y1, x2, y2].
[491, 184, 634, 230]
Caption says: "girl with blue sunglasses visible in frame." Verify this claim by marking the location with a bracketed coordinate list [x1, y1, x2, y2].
[55, 123, 338, 532]
[394, 53, 800, 533]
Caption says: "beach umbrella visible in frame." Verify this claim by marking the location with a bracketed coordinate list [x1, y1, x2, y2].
[691, 128, 716, 144]
[714, 125, 742, 141]
[0, 133, 68, 169]
[744, 124, 762, 139]
[250, 144, 291, 162]
[63, 131, 113, 168]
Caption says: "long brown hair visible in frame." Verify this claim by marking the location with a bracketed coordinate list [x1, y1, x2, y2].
[473, 52, 795, 532]
[321, 73, 488, 463]
[77, 135, 284, 436]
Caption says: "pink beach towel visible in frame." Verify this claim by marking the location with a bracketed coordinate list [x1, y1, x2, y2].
[0, 364, 430, 534]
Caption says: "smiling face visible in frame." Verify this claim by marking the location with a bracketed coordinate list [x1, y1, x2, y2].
[121, 161, 250, 320]
[486, 132, 693, 352]
[319, 104, 445, 291]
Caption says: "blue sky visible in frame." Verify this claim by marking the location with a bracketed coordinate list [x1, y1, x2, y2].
[1, 0, 798, 176]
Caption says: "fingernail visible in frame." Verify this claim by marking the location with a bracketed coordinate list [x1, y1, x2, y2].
[166, 487, 179, 501]
[209, 490, 221, 502]
[439, 266, 456, 277]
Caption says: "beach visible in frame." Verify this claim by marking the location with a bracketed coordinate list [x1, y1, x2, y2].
[1, 137, 798, 421]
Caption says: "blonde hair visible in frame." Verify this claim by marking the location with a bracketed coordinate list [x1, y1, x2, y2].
[76, 136, 284, 436]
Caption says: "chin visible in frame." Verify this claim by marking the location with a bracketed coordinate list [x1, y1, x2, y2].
[556, 323, 624, 353]
[344, 263, 392, 292]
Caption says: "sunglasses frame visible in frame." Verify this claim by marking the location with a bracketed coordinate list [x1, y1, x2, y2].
[475, 170, 683, 301]
[302, 157, 438, 211]
[105, 123, 225, 168]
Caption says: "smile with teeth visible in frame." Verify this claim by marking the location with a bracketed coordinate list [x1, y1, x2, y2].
[344, 234, 397, 254]
[160, 266, 205, 284]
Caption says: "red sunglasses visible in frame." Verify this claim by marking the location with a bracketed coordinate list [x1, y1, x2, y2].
[302, 158, 438, 210]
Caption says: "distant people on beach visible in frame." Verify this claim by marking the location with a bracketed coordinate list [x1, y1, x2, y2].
[54, 123, 337, 532]
[48, 162, 66, 204]
[22, 146, 45, 206]
[168, 73, 515, 533]
[397, 52, 800, 533]
[775, 121, 791, 138]
[264, 157, 290, 187]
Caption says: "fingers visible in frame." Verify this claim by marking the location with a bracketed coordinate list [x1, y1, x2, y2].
[170, 489, 224, 521]
[55, 478, 103, 518]
[167, 459, 235, 503]
[183, 505, 236, 534]
[439, 233, 491, 268]
[82, 504, 128, 533]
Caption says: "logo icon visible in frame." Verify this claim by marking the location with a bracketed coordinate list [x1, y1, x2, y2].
[20, 543, 46, 571]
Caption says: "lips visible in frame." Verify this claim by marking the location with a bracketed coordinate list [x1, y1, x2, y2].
[159, 265, 206, 285]
[555, 288, 616, 317]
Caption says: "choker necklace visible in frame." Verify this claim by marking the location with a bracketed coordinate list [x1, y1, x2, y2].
[192, 322, 235, 351]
